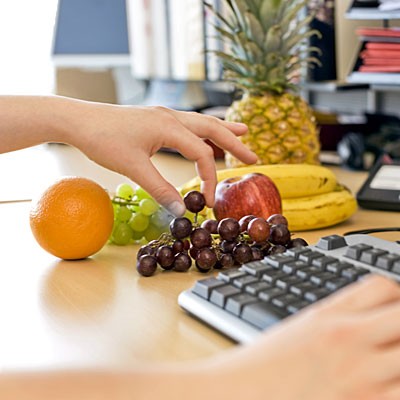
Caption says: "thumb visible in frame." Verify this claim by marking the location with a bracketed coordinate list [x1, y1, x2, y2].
[128, 155, 186, 217]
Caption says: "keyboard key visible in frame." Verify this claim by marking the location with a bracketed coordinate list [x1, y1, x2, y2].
[290, 281, 315, 297]
[325, 277, 351, 291]
[360, 248, 388, 265]
[225, 293, 258, 316]
[310, 272, 336, 286]
[296, 266, 321, 280]
[192, 277, 226, 299]
[304, 287, 331, 302]
[233, 275, 259, 289]
[210, 285, 241, 307]
[259, 287, 286, 302]
[316, 235, 347, 250]
[282, 260, 309, 274]
[245, 281, 272, 295]
[345, 244, 373, 261]
[326, 261, 354, 274]
[392, 260, 400, 275]
[241, 261, 273, 277]
[341, 267, 369, 281]
[285, 247, 311, 259]
[264, 254, 296, 269]
[241, 302, 285, 330]
[376, 253, 400, 270]
[262, 269, 286, 284]
[287, 300, 311, 314]
[217, 268, 246, 283]
[272, 293, 299, 309]
[312, 256, 338, 269]
[276, 275, 303, 290]
[299, 251, 324, 263]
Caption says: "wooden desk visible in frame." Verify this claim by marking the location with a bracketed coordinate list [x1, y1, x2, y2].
[0, 145, 398, 373]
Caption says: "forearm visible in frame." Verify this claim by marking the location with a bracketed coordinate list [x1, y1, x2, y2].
[0, 362, 226, 400]
[0, 95, 89, 153]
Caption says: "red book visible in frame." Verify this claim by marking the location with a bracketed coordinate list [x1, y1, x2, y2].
[356, 27, 400, 38]
[366, 42, 400, 50]
[360, 49, 400, 59]
[362, 57, 400, 66]
[359, 65, 400, 72]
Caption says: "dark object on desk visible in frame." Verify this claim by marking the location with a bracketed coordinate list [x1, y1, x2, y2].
[337, 113, 400, 169]
[357, 154, 400, 211]
[337, 132, 366, 170]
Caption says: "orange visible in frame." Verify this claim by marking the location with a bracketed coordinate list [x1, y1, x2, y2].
[29, 176, 114, 260]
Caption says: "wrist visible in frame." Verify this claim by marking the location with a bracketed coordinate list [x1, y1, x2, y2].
[41, 96, 97, 147]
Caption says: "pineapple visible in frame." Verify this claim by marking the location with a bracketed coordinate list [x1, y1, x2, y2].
[206, 0, 322, 166]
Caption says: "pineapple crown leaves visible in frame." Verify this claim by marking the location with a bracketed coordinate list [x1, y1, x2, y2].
[204, 0, 322, 95]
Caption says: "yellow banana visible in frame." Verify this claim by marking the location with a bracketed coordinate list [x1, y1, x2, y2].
[179, 164, 338, 199]
[282, 186, 358, 232]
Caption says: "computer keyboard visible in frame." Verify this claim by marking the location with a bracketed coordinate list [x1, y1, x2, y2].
[178, 234, 400, 343]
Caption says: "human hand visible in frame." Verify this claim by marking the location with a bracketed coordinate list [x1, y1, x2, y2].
[70, 102, 257, 216]
[214, 275, 400, 400]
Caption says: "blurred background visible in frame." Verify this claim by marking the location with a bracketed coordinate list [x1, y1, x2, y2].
[0, 0, 58, 95]
[1, 0, 399, 166]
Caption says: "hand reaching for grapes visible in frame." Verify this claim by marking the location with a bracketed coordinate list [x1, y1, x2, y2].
[67, 100, 257, 216]
[0, 96, 257, 216]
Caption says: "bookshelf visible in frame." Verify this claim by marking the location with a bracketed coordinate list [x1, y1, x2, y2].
[346, 1, 400, 85]
[306, 0, 400, 118]
[346, 6, 400, 20]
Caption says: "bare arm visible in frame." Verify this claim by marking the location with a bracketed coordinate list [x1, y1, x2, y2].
[0, 95, 257, 215]
[2, 275, 400, 399]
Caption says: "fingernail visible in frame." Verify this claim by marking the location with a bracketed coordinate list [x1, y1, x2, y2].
[166, 201, 186, 217]
[229, 122, 247, 128]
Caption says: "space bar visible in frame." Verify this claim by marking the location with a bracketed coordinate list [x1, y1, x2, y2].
[241, 302, 285, 330]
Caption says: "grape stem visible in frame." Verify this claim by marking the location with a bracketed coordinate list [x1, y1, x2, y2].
[112, 196, 140, 207]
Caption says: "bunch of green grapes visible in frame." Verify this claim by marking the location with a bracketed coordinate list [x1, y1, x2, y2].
[110, 183, 175, 245]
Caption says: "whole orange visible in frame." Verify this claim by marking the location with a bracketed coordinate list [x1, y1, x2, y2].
[29, 176, 114, 260]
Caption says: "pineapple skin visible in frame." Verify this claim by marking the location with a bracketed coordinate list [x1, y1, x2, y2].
[224, 92, 320, 167]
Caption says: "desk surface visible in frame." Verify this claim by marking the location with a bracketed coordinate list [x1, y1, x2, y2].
[0, 145, 398, 372]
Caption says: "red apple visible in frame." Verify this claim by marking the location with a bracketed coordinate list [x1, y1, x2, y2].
[213, 173, 282, 221]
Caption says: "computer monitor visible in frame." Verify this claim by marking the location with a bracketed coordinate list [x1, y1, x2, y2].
[52, 0, 228, 110]
[52, 0, 130, 68]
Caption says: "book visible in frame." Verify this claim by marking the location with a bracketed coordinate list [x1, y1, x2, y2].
[356, 27, 400, 38]
[366, 42, 400, 50]
[347, 24, 400, 83]
[359, 65, 400, 72]
[362, 57, 400, 65]
[360, 49, 400, 58]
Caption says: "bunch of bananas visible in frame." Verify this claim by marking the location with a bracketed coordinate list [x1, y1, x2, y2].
[178, 164, 357, 232]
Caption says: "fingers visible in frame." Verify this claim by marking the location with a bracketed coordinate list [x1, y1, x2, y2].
[128, 152, 186, 216]
[381, 380, 400, 400]
[164, 127, 218, 207]
[322, 275, 400, 313]
[362, 300, 400, 346]
[166, 109, 258, 165]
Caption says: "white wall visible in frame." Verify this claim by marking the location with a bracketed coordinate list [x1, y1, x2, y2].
[0, 0, 58, 94]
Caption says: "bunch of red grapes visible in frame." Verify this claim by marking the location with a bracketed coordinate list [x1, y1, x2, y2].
[136, 191, 308, 277]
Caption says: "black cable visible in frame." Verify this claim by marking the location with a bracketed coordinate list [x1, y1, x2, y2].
[344, 227, 400, 244]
